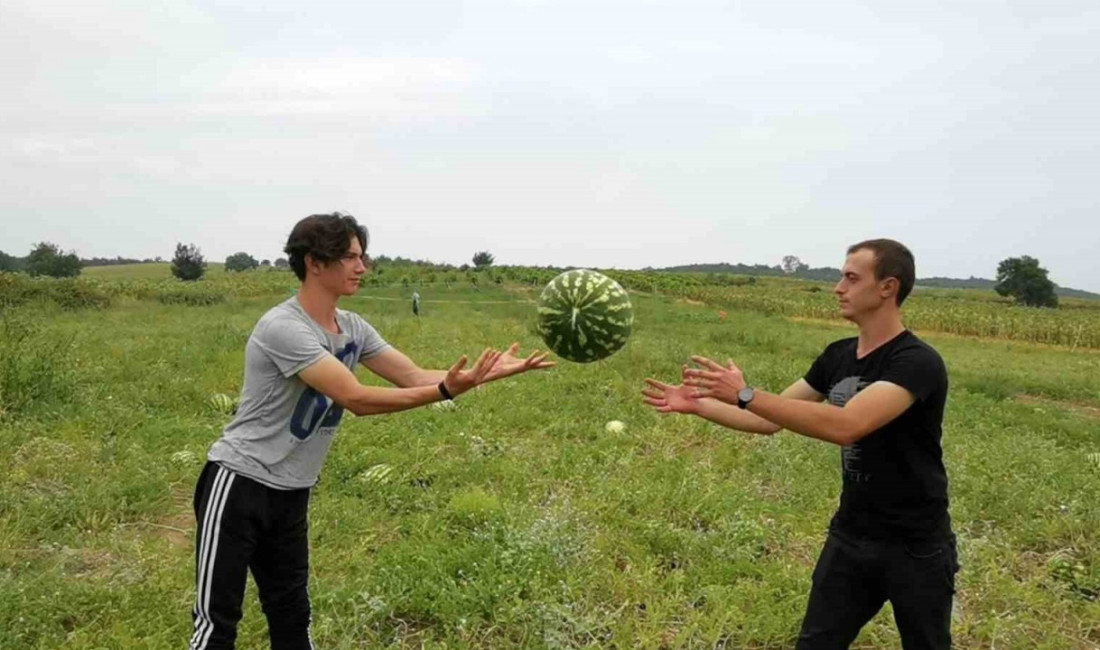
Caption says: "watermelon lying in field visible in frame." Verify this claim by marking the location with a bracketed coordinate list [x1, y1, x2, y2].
[536, 269, 633, 362]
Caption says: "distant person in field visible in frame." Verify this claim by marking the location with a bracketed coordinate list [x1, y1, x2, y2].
[643, 239, 956, 649]
[189, 213, 553, 650]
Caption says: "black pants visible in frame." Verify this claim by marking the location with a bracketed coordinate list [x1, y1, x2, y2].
[796, 529, 959, 650]
[189, 462, 314, 650]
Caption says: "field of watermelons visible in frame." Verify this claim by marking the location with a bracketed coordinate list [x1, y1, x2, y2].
[2, 264, 1099, 649]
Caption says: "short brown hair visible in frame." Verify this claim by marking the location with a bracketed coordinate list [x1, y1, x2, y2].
[847, 239, 915, 305]
[284, 213, 369, 281]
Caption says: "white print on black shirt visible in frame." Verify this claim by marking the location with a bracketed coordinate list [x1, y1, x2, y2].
[829, 376, 873, 484]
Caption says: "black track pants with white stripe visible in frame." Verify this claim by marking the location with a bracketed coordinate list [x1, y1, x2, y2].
[190, 461, 314, 650]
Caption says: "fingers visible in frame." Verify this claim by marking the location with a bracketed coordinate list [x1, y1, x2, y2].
[459, 348, 499, 386]
[691, 355, 725, 371]
[471, 347, 493, 369]
[644, 378, 671, 391]
[506, 342, 520, 356]
[683, 376, 713, 388]
[447, 355, 469, 376]
[477, 348, 502, 376]
[486, 349, 504, 376]
[642, 395, 676, 413]
[641, 395, 675, 413]
[641, 388, 666, 400]
[683, 367, 720, 380]
[525, 351, 551, 367]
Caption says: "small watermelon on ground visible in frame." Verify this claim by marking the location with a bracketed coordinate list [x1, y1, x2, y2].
[208, 393, 238, 415]
[536, 269, 633, 362]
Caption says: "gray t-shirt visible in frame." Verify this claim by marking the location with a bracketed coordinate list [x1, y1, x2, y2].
[208, 296, 390, 489]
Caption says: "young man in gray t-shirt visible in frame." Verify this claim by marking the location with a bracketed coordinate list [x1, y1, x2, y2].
[189, 213, 552, 650]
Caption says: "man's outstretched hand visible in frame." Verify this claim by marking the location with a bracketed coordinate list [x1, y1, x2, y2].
[443, 348, 502, 397]
[642, 371, 701, 415]
[682, 355, 747, 405]
[483, 342, 556, 383]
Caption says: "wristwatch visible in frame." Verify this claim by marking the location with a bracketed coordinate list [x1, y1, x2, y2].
[737, 386, 755, 410]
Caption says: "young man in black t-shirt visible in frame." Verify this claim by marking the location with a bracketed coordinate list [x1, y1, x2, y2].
[643, 239, 957, 649]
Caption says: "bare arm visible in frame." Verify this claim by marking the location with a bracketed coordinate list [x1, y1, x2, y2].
[743, 381, 915, 445]
[301, 349, 500, 416]
[696, 379, 824, 434]
[643, 377, 823, 435]
[682, 356, 917, 446]
[360, 347, 445, 387]
[362, 343, 554, 388]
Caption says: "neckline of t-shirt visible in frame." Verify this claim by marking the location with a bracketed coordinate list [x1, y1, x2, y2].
[854, 329, 910, 362]
[289, 295, 346, 337]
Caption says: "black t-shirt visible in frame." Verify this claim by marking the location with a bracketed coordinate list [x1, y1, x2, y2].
[804, 330, 951, 541]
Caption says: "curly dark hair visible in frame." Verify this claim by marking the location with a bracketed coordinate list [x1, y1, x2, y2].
[284, 213, 369, 281]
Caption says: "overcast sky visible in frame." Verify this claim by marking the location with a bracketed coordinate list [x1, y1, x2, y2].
[2, 0, 1098, 290]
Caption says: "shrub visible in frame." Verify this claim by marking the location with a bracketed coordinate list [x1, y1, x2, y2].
[171, 243, 206, 281]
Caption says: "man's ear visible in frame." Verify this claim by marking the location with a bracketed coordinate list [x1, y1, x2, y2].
[880, 276, 899, 301]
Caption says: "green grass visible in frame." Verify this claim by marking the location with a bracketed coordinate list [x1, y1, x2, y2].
[82, 262, 228, 279]
[1, 285, 1098, 648]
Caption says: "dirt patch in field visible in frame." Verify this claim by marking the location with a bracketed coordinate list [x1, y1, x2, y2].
[59, 547, 117, 578]
[677, 298, 706, 306]
[140, 483, 195, 548]
[151, 512, 194, 548]
[1016, 394, 1100, 420]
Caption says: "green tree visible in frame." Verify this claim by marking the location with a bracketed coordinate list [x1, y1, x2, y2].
[274, 257, 289, 269]
[995, 255, 1058, 308]
[26, 242, 81, 278]
[171, 243, 206, 281]
[781, 254, 809, 275]
[225, 252, 259, 272]
[472, 251, 494, 268]
[0, 250, 24, 272]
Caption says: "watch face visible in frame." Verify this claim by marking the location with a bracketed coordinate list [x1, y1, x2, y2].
[738, 387, 754, 402]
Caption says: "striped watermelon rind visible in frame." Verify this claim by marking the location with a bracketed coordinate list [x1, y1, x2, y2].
[536, 269, 633, 363]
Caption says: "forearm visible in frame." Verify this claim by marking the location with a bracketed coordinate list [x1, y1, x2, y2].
[389, 368, 448, 388]
[745, 391, 853, 445]
[345, 383, 448, 416]
[693, 398, 781, 435]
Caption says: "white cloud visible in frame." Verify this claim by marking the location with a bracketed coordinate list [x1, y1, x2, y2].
[183, 56, 485, 119]
[218, 56, 481, 95]
[9, 136, 98, 159]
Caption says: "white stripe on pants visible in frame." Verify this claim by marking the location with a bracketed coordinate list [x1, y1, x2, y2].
[190, 466, 236, 650]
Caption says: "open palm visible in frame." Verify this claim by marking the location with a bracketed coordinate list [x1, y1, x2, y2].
[641, 379, 698, 414]
[483, 342, 555, 383]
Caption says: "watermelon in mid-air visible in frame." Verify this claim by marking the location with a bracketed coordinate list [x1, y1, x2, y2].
[536, 269, 633, 363]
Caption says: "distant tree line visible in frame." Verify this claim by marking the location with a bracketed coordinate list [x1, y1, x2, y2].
[83, 256, 165, 266]
[0, 243, 81, 277]
[1, 242, 1092, 306]
[659, 261, 842, 283]
[659, 256, 1095, 303]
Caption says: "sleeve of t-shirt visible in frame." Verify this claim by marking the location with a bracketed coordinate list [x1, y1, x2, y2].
[880, 345, 944, 403]
[803, 346, 834, 395]
[355, 315, 391, 362]
[252, 316, 329, 378]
